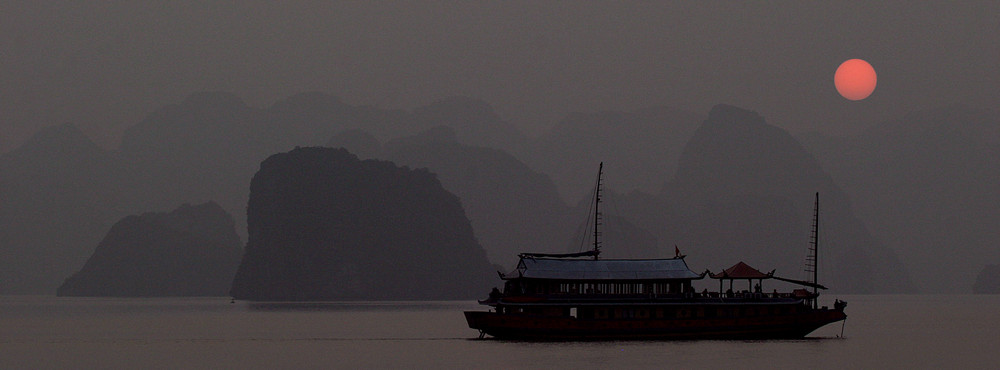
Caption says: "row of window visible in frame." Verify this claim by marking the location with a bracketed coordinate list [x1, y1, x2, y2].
[508, 305, 800, 319]
[509, 282, 694, 295]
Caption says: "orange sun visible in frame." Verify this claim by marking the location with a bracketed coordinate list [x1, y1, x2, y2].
[834, 59, 877, 101]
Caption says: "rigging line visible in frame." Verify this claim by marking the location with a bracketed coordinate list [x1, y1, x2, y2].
[802, 195, 820, 284]
[604, 180, 630, 254]
[576, 184, 598, 253]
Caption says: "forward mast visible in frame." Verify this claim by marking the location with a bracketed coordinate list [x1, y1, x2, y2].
[592, 162, 603, 259]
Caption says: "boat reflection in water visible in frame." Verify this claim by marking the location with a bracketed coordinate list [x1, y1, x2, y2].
[465, 165, 846, 340]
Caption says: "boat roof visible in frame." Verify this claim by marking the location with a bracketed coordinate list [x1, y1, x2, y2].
[502, 256, 704, 281]
[710, 261, 773, 279]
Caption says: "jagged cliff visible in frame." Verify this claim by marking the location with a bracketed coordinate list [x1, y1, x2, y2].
[57, 202, 243, 297]
[0, 123, 123, 294]
[383, 126, 574, 264]
[801, 106, 1000, 293]
[656, 104, 913, 293]
[229, 147, 494, 300]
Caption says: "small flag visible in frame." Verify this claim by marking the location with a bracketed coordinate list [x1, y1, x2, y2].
[675, 245, 681, 257]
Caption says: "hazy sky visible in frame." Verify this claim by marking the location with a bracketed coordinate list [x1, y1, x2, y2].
[2, 1, 997, 150]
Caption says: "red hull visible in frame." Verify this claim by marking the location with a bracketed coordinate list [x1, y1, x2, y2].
[465, 309, 846, 340]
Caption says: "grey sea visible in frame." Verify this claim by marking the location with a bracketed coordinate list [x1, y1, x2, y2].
[2, 295, 997, 369]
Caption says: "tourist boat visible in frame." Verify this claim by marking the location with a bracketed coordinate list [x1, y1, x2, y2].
[464, 164, 847, 340]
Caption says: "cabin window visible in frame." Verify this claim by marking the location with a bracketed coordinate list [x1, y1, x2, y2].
[637, 309, 649, 319]
[696, 308, 705, 318]
[595, 309, 608, 319]
[655, 309, 664, 319]
[614, 309, 641, 319]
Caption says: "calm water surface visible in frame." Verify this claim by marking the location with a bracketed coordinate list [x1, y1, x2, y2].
[2, 295, 997, 368]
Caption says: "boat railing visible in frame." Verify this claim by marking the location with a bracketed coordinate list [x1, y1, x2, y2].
[494, 291, 808, 304]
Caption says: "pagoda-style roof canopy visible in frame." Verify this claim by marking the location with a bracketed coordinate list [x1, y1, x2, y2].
[710, 261, 774, 280]
[502, 256, 704, 281]
[710, 261, 829, 290]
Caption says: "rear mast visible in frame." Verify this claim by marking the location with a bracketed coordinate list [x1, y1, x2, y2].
[593, 162, 604, 260]
[808, 192, 820, 309]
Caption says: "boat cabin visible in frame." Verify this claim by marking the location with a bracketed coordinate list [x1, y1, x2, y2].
[501, 255, 706, 298]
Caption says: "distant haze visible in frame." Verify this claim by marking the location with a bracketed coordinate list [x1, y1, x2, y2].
[1, 3, 998, 295]
[3, 2, 998, 150]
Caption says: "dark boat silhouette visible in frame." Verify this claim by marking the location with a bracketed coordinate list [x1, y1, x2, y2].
[465, 164, 847, 340]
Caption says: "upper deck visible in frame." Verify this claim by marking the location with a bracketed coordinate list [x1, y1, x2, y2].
[503, 256, 704, 281]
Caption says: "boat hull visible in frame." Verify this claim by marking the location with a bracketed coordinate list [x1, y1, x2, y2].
[465, 309, 846, 340]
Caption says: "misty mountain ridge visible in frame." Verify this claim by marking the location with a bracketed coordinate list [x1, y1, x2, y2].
[57, 202, 242, 297]
[8, 123, 106, 162]
[411, 97, 531, 155]
[0, 92, 532, 294]
[326, 129, 383, 159]
[799, 105, 1000, 293]
[336, 126, 674, 262]
[381, 126, 575, 264]
[531, 106, 702, 203]
[2, 91, 989, 294]
[655, 104, 913, 293]
[0, 123, 125, 294]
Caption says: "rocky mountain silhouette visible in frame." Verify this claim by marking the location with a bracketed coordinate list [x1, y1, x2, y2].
[410, 97, 530, 156]
[383, 126, 575, 264]
[800, 105, 1000, 292]
[0, 92, 529, 294]
[2, 91, 960, 294]
[117, 92, 263, 232]
[326, 129, 383, 159]
[652, 104, 913, 293]
[0, 123, 125, 294]
[229, 147, 494, 300]
[563, 188, 662, 259]
[258, 92, 408, 154]
[57, 202, 243, 297]
[531, 107, 701, 202]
